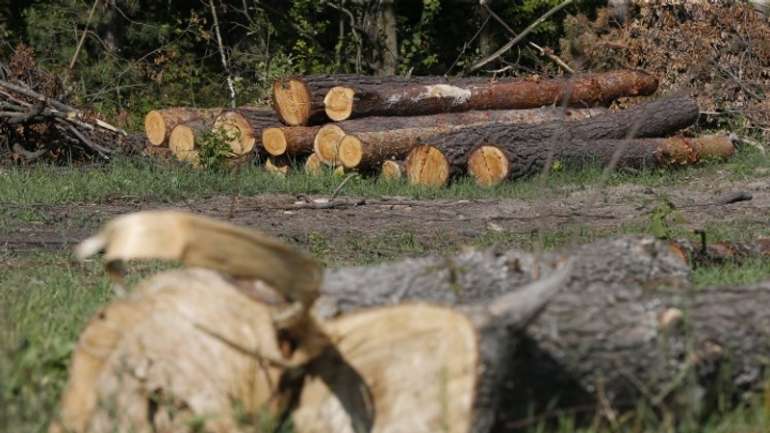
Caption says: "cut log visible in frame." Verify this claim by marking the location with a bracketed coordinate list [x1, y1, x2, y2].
[273, 75, 486, 126]
[265, 156, 290, 177]
[315, 235, 770, 424]
[168, 120, 210, 165]
[465, 134, 735, 186]
[143, 108, 221, 146]
[405, 145, 451, 187]
[423, 95, 700, 179]
[324, 70, 658, 121]
[262, 125, 321, 157]
[335, 107, 604, 170]
[467, 145, 509, 187]
[380, 160, 405, 181]
[213, 107, 277, 156]
[304, 153, 324, 176]
[55, 210, 572, 433]
[313, 124, 345, 166]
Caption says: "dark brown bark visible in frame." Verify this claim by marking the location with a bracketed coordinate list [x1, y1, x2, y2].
[332, 108, 604, 169]
[325, 70, 658, 121]
[429, 95, 699, 177]
[315, 236, 770, 422]
[477, 134, 734, 183]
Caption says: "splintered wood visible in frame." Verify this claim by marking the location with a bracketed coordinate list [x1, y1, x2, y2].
[54, 210, 572, 433]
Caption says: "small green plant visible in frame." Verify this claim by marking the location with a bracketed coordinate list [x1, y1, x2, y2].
[198, 127, 239, 169]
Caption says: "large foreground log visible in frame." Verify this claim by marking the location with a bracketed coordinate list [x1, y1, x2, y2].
[54, 211, 571, 433]
[405, 95, 699, 186]
[272, 74, 485, 126]
[144, 108, 221, 146]
[466, 135, 735, 187]
[213, 107, 278, 156]
[316, 236, 770, 423]
[324, 70, 658, 122]
[334, 108, 603, 170]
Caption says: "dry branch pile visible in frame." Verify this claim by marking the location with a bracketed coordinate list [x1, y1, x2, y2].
[53, 211, 770, 433]
[0, 45, 137, 163]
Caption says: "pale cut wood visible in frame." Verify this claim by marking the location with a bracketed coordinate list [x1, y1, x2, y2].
[405, 145, 450, 187]
[144, 108, 221, 146]
[304, 153, 324, 176]
[467, 146, 509, 187]
[213, 107, 277, 156]
[314, 124, 345, 166]
[262, 125, 320, 156]
[265, 156, 290, 177]
[380, 160, 404, 181]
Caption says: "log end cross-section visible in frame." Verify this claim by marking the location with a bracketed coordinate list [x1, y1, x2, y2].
[405, 145, 450, 187]
[467, 145, 510, 187]
[314, 124, 345, 165]
[213, 111, 256, 156]
[143, 110, 167, 146]
[380, 160, 404, 181]
[273, 78, 312, 126]
[338, 135, 364, 168]
[324, 86, 356, 122]
[168, 125, 200, 166]
[262, 127, 287, 156]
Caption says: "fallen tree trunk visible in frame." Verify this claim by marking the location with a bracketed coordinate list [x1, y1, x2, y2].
[465, 135, 735, 187]
[144, 107, 221, 146]
[334, 108, 604, 170]
[213, 107, 278, 156]
[405, 95, 699, 186]
[54, 210, 572, 433]
[316, 236, 770, 424]
[262, 125, 321, 157]
[324, 70, 658, 122]
[272, 74, 486, 126]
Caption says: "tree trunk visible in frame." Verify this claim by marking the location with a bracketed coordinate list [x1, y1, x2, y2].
[465, 135, 735, 187]
[262, 125, 321, 157]
[315, 236, 770, 423]
[323, 70, 658, 122]
[374, 0, 398, 75]
[144, 108, 222, 146]
[334, 108, 603, 170]
[273, 75, 486, 126]
[213, 107, 278, 156]
[412, 94, 698, 185]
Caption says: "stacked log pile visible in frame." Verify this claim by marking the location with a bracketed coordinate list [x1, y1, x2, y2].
[144, 69, 737, 184]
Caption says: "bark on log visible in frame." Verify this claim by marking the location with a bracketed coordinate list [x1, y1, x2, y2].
[324, 70, 658, 122]
[334, 107, 604, 170]
[144, 108, 221, 146]
[315, 236, 770, 423]
[262, 125, 321, 157]
[466, 135, 735, 187]
[272, 75, 487, 126]
[413, 95, 699, 184]
[213, 107, 278, 156]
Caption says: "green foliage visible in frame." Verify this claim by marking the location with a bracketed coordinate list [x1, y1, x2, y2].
[197, 127, 237, 169]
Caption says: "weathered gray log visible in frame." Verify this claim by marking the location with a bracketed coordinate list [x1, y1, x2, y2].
[425, 94, 699, 178]
[315, 236, 770, 423]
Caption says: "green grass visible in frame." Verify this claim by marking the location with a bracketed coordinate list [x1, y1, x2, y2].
[0, 144, 766, 205]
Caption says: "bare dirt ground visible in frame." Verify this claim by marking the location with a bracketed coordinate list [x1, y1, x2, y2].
[3, 171, 768, 259]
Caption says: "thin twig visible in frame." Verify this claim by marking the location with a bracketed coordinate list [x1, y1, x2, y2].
[68, 0, 101, 71]
[331, 173, 358, 201]
[209, 0, 237, 108]
[472, 0, 574, 71]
